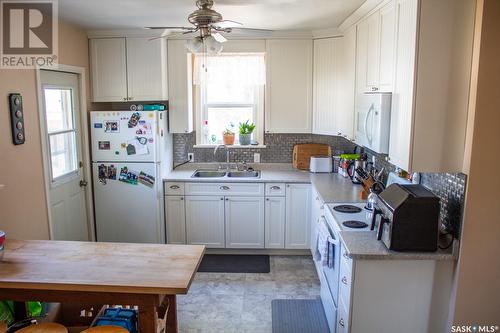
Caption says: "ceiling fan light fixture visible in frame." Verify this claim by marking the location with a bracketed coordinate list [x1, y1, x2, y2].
[186, 36, 204, 53]
[204, 35, 224, 55]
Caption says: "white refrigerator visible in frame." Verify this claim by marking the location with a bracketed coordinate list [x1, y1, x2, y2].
[90, 110, 172, 244]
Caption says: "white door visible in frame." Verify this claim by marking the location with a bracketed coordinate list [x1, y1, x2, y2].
[40, 70, 89, 241]
[185, 195, 225, 248]
[265, 39, 313, 133]
[225, 196, 265, 248]
[264, 196, 286, 249]
[90, 38, 128, 102]
[126, 37, 168, 101]
[285, 184, 312, 249]
[165, 195, 186, 244]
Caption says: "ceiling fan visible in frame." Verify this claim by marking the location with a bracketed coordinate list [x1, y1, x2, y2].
[145, 0, 273, 54]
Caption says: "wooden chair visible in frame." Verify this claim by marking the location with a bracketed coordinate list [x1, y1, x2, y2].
[16, 323, 68, 333]
[0, 322, 7, 333]
[81, 326, 129, 333]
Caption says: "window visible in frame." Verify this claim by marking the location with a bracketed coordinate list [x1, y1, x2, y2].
[43, 88, 78, 180]
[194, 53, 265, 145]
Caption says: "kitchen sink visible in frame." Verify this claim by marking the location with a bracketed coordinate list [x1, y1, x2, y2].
[191, 170, 227, 178]
[226, 170, 261, 178]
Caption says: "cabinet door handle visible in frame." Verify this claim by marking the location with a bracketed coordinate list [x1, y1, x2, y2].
[170, 185, 180, 189]
[123, 97, 127, 101]
[129, 96, 133, 100]
[180, 197, 184, 201]
[343, 252, 350, 260]
[341, 276, 348, 285]
[220, 186, 230, 190]
[266, 198, 270, 201]
[371, 87, 379, 91]
[225, 198, 229, 201]
[270, 186, 281, 190]
[220, 197, 224, 200]
[339, 318, 345, 327]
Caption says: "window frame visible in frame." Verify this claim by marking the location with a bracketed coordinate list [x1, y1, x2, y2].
[42, 85, 80, 184]
[194, 53, 265, 146]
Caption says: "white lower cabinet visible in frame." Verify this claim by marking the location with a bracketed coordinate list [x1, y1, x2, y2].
[225, 196, 265, 248]
[265, 197, 286, 248]
[285, 184, 312, 249]
[164, 195, 186, 244]
[185, 195, 225, 248]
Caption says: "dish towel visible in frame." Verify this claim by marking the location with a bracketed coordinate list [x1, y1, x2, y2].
[315, 218, 336, 269]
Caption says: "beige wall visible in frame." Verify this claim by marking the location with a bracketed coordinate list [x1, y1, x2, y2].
[453, 0, 500, 324]
[0, 20, 89, 240]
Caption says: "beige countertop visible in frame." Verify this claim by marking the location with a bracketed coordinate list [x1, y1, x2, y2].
[164, 163, 363, 203]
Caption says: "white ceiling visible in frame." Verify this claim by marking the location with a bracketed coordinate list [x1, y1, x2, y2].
[58, 0, 366, 31]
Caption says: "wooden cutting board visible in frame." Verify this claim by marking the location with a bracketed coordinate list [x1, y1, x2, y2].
[293, 143, 332, 170]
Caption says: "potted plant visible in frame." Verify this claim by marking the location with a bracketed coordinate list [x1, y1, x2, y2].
[238, 120, 255, 146]
[222, 128, 235, 145]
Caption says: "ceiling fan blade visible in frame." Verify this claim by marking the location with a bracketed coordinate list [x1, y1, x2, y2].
[231, 27, 275, 33]
[212, 32, 228, 43]
[145, 26, 196, 31]
[215, 20, 243, 28]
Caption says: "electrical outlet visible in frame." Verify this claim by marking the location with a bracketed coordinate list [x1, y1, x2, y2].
[254, 153, 261, 163]
[187, 153, 194, 162]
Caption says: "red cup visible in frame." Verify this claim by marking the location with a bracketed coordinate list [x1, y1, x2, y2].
[0, 230, 5, 247]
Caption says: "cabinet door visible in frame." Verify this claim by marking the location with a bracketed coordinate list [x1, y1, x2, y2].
[185, 196, 225, 248]
[356, 20, 369, 95]
[126, 37, 168, 101]
[266, 40, 313, 133]
[165, 195, 186, 244]
[379, 0, 396, 92]
[310, 188, 324, 254]
[90, 38, 127, 102]
[335, 27, 357, 139]
[265, 196, 286, 249]
[285, 184, 312, 249]
[225, 197, 265, 248]
[389, 0, 418, 171]
[167, 40, 193, 133]
[313, 38, 337, 135]
[366, 11, 381, 90]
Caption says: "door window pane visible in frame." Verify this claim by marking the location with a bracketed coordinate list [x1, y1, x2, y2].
[49, 132, 78, 179]
[44, 88, 74, 132]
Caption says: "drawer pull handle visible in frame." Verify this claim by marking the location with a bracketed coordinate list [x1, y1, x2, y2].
[220, 186, 230, 190]
[180, 197, 184, 201]
[342, 276, 348, 285]
[266, 198, 270, 201]
[339, 318, 345, 327]
[169, 185, 180, 189]
[343, 252, 350, 260]
[270, 186, 281, 190]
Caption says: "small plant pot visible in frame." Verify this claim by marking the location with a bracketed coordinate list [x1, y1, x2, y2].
[223, 133, 235, 145]
[239, 133, 252, 145]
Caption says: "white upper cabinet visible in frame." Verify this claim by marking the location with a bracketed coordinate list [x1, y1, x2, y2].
[90, 38, 128, 102]
[126, 38, 168, 102]
[167, 40, 194, 134]
[355, 1, 395, 93]
[312, 38, 337, 135]
[378, 1, 396, 92]
[90, 37, 168, 102]
[266, 40, 313, 133]
[389, 0, 474, 172]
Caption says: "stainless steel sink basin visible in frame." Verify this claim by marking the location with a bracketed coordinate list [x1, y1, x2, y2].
[226, 171, 261, 178]
[191, 170, 227, 178]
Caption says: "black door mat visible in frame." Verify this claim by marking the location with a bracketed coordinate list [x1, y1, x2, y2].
[197, 254, 270, 273]
[272, 299, 329, 333]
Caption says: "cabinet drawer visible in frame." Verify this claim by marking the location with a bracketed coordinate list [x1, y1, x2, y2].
[265, 183, 286, 196]
[185, 182, 264, 196]
[164, 182, 185, 195]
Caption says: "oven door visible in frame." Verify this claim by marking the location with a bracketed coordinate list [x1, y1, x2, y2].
[320, 216, 341, 307]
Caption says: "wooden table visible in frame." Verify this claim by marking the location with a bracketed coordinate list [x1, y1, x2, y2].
[0, 240, 205, 333]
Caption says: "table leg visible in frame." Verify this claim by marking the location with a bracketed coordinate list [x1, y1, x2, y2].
[138, 304, 158, 333]
[165, 295, 178, 333]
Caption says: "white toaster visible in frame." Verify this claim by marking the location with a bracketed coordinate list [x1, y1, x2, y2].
[309, 156, 333, 173]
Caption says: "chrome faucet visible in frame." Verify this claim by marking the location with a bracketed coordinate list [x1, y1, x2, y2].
[214, 144, 230, 170]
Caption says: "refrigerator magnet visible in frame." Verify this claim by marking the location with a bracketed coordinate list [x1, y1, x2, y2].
[98, 141, 110, 150]
[126, 143, 136, 155]
[98, 164, 108, 184]
[128, 112, 141, 128]
[119, 167, 138, 185]
[94, 123, 103, 129]
[138, 171, 155, 188]
[104, 121, 119, 133]
[107, 165, 117, 180]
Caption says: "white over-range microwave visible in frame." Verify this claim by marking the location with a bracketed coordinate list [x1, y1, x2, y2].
[355, 92, 392, 154]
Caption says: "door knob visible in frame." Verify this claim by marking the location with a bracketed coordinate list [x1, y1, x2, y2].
[79, 180, 88, 187]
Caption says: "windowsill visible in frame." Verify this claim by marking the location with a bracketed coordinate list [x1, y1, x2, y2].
[193, 144, 267, 149]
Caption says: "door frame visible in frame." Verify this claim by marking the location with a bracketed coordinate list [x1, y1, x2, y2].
[36, 64, 95, 241]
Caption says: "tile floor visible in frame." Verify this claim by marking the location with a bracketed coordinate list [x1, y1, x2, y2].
[177, 255, 320, 333]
